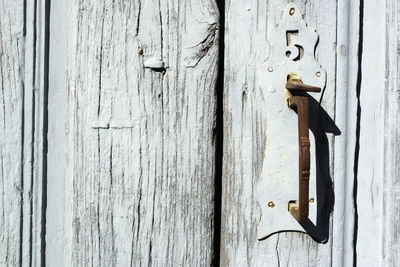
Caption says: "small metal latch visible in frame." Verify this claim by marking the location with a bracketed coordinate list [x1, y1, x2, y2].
[256, 3, 326, 240]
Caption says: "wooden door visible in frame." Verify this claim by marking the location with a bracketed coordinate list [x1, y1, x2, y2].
[221, 0, 400, 266]
[0, 0, 399, 266]
[47, 0, 220, 266]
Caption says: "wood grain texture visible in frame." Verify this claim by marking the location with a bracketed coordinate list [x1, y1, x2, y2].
[332, 0, 361, 266]
[2, 0, 399, 266]
[356, 0, 400, 266]
[1, 0, 48, 265]
[22, 0, 49, 265]
[383, 1, 400, 264]
[0, 0, 24, 265]
[222, 0, 400, 266]
[65, 0, 219, 266]
[356, 0, 385, 265]
[221, 0, 357, 266]
[46, 0, 70, 265]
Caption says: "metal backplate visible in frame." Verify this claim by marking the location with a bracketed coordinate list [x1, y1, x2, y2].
[257, 3, 326, 240]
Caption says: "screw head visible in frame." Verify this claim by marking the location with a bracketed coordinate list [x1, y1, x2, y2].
[310, 198, 315, 203]
[289, 8, 295, 15]
[268, 201, 275, 208]
[268, 67, 273, 72]
[316, 72, 321, 77]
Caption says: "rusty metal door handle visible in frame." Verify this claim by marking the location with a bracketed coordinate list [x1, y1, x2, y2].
[286, 77, 321, 223]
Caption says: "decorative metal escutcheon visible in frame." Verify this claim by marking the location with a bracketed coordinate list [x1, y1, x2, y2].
[257, 3, 326, 240]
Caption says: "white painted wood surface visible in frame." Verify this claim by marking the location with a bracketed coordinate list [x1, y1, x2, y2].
[47, 0, 70, 265]
[382, 1, 400, 264]
[222, 0, 400, 266]
[356, 0, 400, 266]
[0, 1, 24, 265]
[1, 0, 48, 266]
[331, 0, 360, 265]
[46, 0, 220, 266]
[1, 0, 400, 266]
[222, 1, 337, 266]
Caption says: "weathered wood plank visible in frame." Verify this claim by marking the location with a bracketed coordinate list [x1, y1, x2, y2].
[356, 0, 400, 266]
[222, 0, 400, 266]
[46, 0, 71, 265]
[0, 0, 49, 265]
[331, 0, 361, 266]
[383, 2, 400, 265]
[22, 0, 50, 265]
[63, 0, 220, 266]
[4, 0, 399, 266]
[356, 0, 385, 265]
[0, 0, 24, 265]
[222, 0, 353, 266]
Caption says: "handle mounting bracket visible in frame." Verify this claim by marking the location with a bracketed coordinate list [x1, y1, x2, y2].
[256, 3, 326, 240]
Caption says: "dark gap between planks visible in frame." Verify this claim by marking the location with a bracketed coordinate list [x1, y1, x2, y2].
[213, 0, 225, 266]
[353, 0, 364, 266]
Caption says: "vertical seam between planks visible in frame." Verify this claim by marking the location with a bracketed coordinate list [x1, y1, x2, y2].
[40, 0, 51, 265]
[20, 0, 28, 264]
[213, 0, 225, 266]
[30, 1, 38, 265]
[353, 0, 364, 266]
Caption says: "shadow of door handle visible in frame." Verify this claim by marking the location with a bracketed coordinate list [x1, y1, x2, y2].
[286, 77, 321, 223]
